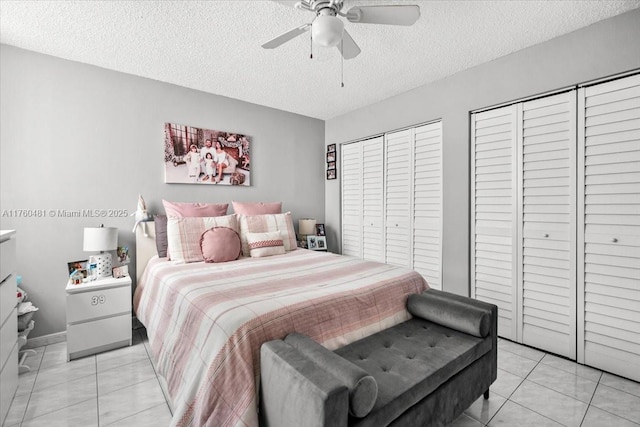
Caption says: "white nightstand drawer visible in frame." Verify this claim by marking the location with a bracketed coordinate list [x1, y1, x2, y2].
[0, 273, 16, 326]
[67, 314, 131, 359]
[66, 285, 130, 324]
[0, 236, 15, 285]
[0, 307, 17, 370]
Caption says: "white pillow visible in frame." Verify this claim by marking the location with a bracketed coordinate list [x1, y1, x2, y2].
[238, 212, 297, 257]
[167, 214, 239, 263]
[246, 231, 286, 258]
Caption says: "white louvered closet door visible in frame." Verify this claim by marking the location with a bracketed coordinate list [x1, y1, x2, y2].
[578, 74, 640, 382]
[385, 129, 412, 267]
[341, 142, 363, 257]
[471, 106, 518, 341]
[362, 137, 385, 262]
[519, 92, 577, 359]
[413, 122, 442, 289]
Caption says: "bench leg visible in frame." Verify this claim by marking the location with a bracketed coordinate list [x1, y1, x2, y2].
[483, 390, 490, 399]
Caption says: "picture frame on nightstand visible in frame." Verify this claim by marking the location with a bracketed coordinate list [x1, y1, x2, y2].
[112, 265, 129, 278]
[307, 235, 327, 251]
[67, 260, 88, 279]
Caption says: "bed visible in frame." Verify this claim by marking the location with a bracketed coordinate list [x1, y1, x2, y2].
[133, 221, 429, 427]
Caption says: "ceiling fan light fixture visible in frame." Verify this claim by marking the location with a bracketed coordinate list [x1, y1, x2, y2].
[312, 14, 344, 47]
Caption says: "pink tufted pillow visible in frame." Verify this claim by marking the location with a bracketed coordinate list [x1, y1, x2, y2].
[232, 201, 282, 215]
[163, 200, 228, 217]
[200, 227, 242, 263]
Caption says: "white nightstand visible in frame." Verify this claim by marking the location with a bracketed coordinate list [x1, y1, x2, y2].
[66, 275, 132, 361]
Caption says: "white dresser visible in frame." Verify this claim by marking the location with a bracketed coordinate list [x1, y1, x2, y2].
[66, 275, 132, 361]
[0, 230, 18, 425]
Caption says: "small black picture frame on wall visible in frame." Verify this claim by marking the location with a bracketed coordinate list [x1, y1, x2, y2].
[326, 144, 337, 180]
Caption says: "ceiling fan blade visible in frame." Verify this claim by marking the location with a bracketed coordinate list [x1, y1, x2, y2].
[346, 5, 420, 26]
[261, 24, 311, 49]
[271, 0, 301, 8]
[336, 29, 361, 59]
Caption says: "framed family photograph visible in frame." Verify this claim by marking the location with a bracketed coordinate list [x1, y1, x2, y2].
[327, 169, 336, 180]
[315, 223, 325, 236]
[327, 143, 336, 153]
[164, 122, 251, 186]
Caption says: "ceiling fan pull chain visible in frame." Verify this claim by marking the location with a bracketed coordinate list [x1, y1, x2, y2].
[310, 33, 313, 59]
[340, 39, 344, 87]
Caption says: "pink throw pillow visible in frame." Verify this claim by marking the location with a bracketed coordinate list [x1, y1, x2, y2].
[163, 200, 228, 217]
[200, 227, 242, 263]
[232, 201, 282, 215]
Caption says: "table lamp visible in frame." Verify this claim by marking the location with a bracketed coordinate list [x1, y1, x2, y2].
[83, 225, 118, 278]
[298, 218, 317, 238]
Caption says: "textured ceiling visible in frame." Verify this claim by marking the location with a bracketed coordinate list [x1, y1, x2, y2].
[1, 0, 639, 120]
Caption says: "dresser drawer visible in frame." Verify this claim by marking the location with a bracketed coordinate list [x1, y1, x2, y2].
[67, 285, 130, 324]
[0, 307, 17, 370]
[0, 236, 16, 285]
[0, 274, 16, 326]
[67, 314, 131, 360]
[0, 342, 18, 425]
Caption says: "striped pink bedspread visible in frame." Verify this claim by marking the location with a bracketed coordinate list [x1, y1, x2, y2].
[133, 250, 428, 427]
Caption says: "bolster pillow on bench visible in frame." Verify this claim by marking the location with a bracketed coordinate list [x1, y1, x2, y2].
[407, 290, 492, 338]
[284, 333, 378, 418]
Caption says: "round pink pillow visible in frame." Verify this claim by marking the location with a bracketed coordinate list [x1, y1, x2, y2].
[200, 227, 242, 263]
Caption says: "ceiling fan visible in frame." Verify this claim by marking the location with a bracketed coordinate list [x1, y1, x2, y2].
[262, 0, 420, 59]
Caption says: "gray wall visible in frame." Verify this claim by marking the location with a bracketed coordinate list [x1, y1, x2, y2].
[0, 45, 325, 339]
[325, 9, 640, 296]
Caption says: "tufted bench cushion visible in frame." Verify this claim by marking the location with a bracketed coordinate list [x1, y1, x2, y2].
[259, 289, 497, 427]
[335, 318, 491, 427]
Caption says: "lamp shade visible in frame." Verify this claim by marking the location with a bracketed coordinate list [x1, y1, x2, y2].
[83, 227, 118, 252]
[298, 219, 317, 236]
[312, 15, 344, 47]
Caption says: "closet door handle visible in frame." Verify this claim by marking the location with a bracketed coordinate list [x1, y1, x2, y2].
[543, 233, 549, 238]
[611, 237, 618, 243]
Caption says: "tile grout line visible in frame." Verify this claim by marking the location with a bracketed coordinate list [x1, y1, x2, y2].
[486, 352, 566, 426]
[95, 355, 100, 427]
[586, 375, 640, 426]
[578, 369, 602, 427]
[18, 345, 47, 427]
[476, 345, 540, 426]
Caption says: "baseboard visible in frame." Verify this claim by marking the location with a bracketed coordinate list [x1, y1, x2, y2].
[23, 331, 66, 349]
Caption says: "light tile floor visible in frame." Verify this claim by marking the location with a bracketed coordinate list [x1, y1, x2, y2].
[3, 331, 639, 426]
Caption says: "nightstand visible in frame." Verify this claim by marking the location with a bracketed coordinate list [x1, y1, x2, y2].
[66, 275, 132, 361]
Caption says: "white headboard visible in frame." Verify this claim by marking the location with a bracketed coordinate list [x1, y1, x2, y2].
[135, 221, 157, 285]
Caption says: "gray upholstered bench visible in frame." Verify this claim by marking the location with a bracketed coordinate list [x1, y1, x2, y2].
[260, 289, 497, 427]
